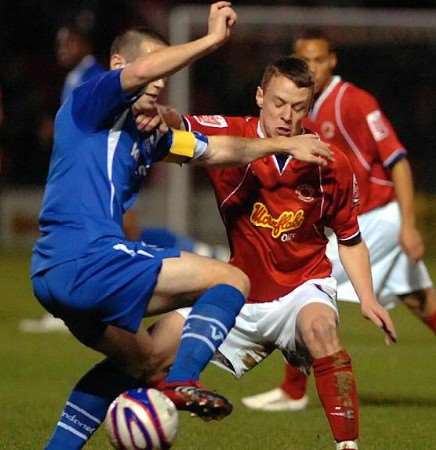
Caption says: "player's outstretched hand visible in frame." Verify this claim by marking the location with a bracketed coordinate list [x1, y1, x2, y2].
[400, 224, 425, 263]
[208, 2, 237, 46]
[361, 301, 397, 346]
[286, 134, 333, 166]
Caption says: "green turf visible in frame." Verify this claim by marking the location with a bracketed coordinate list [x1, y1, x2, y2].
[1, 249, 435, 449]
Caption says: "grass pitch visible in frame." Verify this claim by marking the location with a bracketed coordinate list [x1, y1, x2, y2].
[1, 249, 435, 450]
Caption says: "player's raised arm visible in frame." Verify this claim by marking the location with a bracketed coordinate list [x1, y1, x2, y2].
[119, 2, 237, 93]
[197, 133, 333, 167]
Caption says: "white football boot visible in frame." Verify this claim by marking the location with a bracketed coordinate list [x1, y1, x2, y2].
[241, 388, 308, 411]
[19, 313, 68, 332]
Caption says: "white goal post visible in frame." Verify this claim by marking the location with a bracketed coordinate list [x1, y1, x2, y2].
[166, 5, 436, 236]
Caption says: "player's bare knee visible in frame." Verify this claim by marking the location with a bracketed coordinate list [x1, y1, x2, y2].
[215, 264, 250, 297]
[302, 316, 339, 357]
[231, 267, 250, 297]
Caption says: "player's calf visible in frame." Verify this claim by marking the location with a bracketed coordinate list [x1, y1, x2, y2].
[401, 287, 436, 334]
[143, 283, 246, 423]
[313, 349, 359, 447]
[44, 359, 140, 450]
[165, 284, 245, 385]
[297, 304, 359, 445]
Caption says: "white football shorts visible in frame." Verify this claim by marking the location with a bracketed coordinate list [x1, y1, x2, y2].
[328, 201, 433, 309]
[177, 277, 338, 378]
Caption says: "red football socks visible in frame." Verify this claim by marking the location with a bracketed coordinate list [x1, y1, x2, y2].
[280, 363, 308, 400]
[313, 349, 359, 442]
[423, 311, 436, 334]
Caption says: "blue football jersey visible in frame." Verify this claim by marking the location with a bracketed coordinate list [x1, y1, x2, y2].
[32, 69, 163, 275]
[61, 55, 105, 103]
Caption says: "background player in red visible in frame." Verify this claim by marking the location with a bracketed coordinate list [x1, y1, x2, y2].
[150, 57, 397, 450]
[242, 31, 435, 414]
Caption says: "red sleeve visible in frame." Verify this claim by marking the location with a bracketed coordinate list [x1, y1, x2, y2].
[183, 115, 245, 136]
[183, 115, 250, 204]
[342, 86, 407, 168]
[326, 150, 361, 246]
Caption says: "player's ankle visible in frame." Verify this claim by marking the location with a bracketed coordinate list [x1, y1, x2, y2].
[279, 386, 307, 400]
[423, 310, 436, 333]
[280, 368, 308, 399]
[336, 440, 358, 450]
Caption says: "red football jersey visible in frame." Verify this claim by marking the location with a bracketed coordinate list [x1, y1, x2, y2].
[304, 76, 406, 214]
[185, 115, 361, 302]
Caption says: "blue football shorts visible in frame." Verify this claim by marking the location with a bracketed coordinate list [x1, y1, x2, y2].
[31, 238, 180, 346]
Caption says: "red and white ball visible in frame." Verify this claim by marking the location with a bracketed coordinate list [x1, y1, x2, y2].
[105, 388, 178, 450]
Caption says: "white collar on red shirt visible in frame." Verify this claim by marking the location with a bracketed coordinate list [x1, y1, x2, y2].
[309, 75, 342, 121]
[256, 118, 293, 175]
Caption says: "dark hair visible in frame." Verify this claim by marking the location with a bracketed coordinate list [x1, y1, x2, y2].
[293, 29, 335, 53]
[110, 27, 169, 61]
[60, 10, 97, 45]
[261, 56, 314, 91]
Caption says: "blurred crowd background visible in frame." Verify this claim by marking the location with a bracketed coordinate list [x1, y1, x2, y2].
[1, 0, 436, 247]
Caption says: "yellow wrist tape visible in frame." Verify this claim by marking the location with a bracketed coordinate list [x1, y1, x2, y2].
[163, 129, 196, 163]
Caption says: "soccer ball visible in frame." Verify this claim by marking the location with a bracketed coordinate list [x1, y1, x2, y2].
[105, 388, 178, 449]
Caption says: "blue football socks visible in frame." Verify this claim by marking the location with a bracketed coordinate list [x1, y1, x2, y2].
[45, 359, 138, 450]
[45, 284, 245, 447]
[166, 284, 245, 383]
